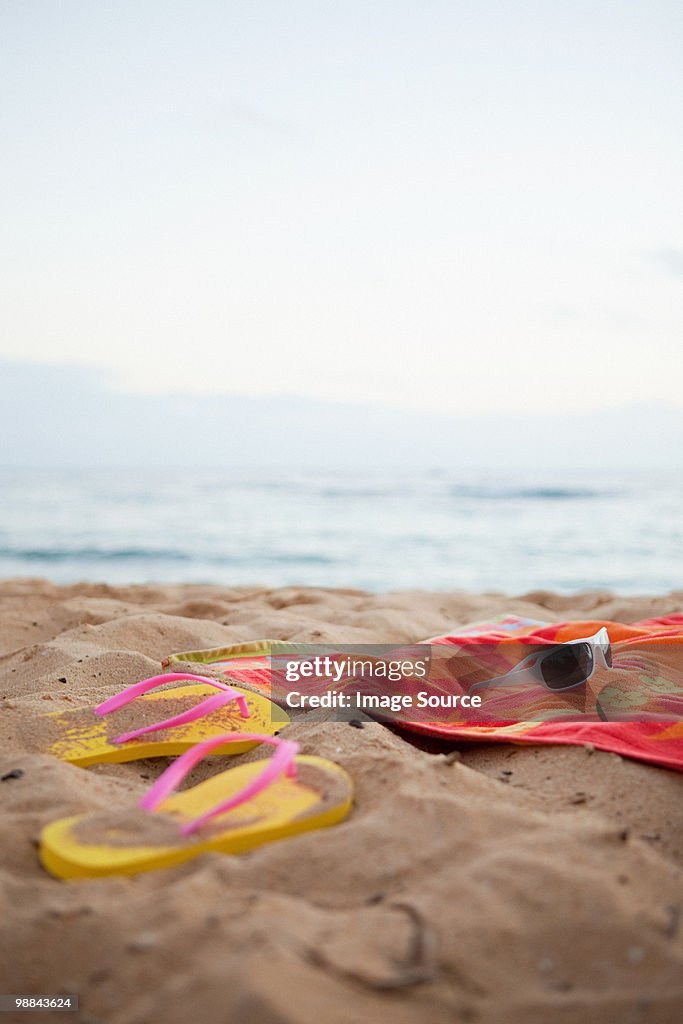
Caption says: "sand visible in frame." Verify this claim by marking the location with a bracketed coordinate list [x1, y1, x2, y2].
[1, 579, 682, 1024]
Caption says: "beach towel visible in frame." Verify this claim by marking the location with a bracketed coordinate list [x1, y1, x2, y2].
[163, 614, 683, 773]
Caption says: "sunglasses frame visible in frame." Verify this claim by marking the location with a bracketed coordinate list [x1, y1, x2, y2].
[470, 627, 613, 694]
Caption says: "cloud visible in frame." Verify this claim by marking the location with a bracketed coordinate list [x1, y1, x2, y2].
[2, 360, 683, 470]
[223, 100, 307, 143]
[650, 247, 683, 278]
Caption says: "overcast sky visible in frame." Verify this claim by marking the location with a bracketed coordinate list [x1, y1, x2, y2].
[1, 1, 681, 416]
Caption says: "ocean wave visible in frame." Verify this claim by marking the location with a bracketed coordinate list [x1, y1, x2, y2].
[447, 485, 610, 501]
[0, 547, 193, 562]
[258, 552, 337, 565]
[0, 546, 337, 567]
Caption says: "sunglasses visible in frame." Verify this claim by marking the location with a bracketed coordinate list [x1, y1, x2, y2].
[470, 628, 613, 694]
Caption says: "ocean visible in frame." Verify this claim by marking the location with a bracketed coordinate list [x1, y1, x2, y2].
[0, 467, 680, 594]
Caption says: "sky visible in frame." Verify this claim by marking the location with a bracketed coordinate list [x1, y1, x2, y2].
[1, 1, 682, 417]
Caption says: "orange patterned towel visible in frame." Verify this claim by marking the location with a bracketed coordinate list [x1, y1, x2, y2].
[164, 614, 683, 772]
[412, 613, 683, 771]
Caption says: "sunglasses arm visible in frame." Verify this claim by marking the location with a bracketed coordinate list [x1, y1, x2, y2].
[469, 660, 541, 692]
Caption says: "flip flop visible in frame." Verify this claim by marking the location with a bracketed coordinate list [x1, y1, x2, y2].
[40, 733, 353, 878]
[30, 673, 287, 767]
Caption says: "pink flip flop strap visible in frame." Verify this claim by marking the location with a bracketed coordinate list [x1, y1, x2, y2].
[140, 732, 300, 836]
[94, 673, 250, 745]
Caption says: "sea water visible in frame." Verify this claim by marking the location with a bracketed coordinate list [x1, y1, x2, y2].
[0, 466, 680, 594]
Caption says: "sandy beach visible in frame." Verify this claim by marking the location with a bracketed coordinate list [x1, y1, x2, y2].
[1, 579, 682, 1024]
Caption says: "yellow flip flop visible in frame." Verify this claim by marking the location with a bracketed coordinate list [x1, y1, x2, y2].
[40, 733, 353, 878]
[31, 673, 287, 766]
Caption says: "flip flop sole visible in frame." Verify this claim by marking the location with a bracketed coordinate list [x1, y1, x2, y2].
[36, 685, 288, 766]
[40, 755, 352, 878]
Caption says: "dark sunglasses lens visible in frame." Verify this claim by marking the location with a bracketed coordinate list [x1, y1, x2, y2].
[603, 643, 613, 668]
[540, 644, 593, 690]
